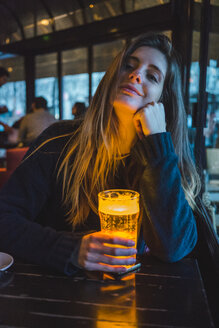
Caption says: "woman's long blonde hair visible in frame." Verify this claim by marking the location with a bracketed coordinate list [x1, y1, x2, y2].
[58, 32, 201, 228]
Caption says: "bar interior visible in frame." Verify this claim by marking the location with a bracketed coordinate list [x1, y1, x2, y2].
[0, 1, 218, 327]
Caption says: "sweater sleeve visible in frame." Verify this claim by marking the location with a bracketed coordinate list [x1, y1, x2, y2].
[0, 122, 84, 275]
[131, 132, 198, 262]
[18, 116, 27, 144]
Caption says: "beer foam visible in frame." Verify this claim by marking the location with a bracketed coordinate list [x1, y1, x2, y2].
[99, 201, 139, 215]
[98, 190, 139, 215]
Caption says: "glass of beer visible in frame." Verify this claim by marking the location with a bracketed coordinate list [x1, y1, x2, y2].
[98, 189, 140, 266]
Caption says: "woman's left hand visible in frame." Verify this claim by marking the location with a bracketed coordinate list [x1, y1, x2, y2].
[133, 102, 166, 139]
[77, 231, 136, 272]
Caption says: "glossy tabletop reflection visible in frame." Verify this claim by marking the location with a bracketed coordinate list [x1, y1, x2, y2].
[0, 256, 215, 328]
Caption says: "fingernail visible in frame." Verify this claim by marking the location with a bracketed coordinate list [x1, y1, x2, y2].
[128, 240, 135, 246]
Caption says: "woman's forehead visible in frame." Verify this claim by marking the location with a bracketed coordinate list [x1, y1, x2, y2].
[128, 46, 168, 76]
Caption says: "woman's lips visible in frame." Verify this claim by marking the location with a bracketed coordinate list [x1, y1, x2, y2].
[120, 85, 143, 96]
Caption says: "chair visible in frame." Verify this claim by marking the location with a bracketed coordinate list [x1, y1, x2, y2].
[0, 147, 29, 189]
[194, 197, 219, 326]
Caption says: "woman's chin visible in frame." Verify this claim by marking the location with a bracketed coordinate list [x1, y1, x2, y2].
[114, 99, 140, 114]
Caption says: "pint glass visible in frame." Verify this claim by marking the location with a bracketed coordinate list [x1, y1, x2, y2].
[98, 189, 140, 262]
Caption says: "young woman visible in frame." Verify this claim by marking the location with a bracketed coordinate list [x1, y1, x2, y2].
[0, 33, 201, 275]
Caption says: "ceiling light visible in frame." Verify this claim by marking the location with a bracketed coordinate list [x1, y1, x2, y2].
[109, 28, 118, 33]
[41, 19, 50, 26]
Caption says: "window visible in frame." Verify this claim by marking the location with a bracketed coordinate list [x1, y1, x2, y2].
[92, 39, 125, 97]
[0, 55, 26, 126]
[62, 48, 89, 119]
[35, 77, 59, 118]
[35, 53, 59, 118]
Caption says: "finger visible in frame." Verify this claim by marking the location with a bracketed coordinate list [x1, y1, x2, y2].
[83, 261, 128, 273]
[90, 233, 135, 247]
[86, 253, 136, 266]
[134, 102, 154, 116]
[133, 115, 144, 139]
[135, 102, 166, 135]
[89, 243, 137, 256]
[134, 109, 150, 136]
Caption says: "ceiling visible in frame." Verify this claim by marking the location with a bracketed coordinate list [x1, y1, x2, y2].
[0, 0, 218, 51]
[0, 0, 170, 46]
[0, 0, 218, 82]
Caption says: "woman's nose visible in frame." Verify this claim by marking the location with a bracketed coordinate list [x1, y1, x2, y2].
[129, 71, 142, 83]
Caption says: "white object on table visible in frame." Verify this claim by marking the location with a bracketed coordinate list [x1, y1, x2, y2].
[0, 252, 14, 271]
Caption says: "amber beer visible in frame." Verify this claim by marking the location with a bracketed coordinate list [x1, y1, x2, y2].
[98, 190, 139, 265]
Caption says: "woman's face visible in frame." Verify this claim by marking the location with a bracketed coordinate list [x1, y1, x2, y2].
[113, 46, 168, 116]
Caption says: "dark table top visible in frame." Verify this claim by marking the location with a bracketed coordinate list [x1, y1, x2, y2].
[0, 256, 215, 328]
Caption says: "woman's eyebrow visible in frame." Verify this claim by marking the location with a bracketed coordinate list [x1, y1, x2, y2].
[128, 55, 139, 62]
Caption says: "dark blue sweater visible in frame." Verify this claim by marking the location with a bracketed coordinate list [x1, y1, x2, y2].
[0, 120, 197, 274]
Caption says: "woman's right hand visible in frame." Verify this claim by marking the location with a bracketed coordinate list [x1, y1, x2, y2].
[133, 102, 166, 139]
[78, 231, 137, 272]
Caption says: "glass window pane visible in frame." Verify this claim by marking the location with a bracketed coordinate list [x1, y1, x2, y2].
[188, 31, 200, 148]
[126, 0, 170, 12]
[0, 55, 26, 126]
[92, 72, 105, 96]
[0, 81, 26, 126]
[35, 77, 59, 119]
[51, 3, 84, 30]
[19, 0, 35, 39]
[62, 48, 88, 120]
[35, 53, 59, 118]
[205, 15, 219, 236]
[205, 31, 219, 148]
[189, 31, 200, 103]
[85, 0, 122, 23]
[211, 0, 219, 4]
[92, 39, 125, 96]
[63, 74, 89, 119]
[34, 1, 54, 36]
[194, 1, 219, 6]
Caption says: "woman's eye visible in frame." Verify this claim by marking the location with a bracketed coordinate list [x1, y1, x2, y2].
[125, 63, 134, 70]
[147, 73, 158, 83]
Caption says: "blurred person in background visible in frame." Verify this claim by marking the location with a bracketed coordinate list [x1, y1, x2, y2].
[18, 97, 56, 147]
[72, 102, 87, 119]
[204, 111, 219, 148]
[0, 67, 10, 114]
[0, 118, 23, 148]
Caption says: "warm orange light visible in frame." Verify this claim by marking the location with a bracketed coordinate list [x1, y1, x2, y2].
[8, 67, 13, 72]
[97, 275, 137, 327]
[89, 4, 94, 8]
[5, 38, 10, 44]
[99, 191, 139, 215]
[109, 28, 118, 33]
[40, 19, 50, 26]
